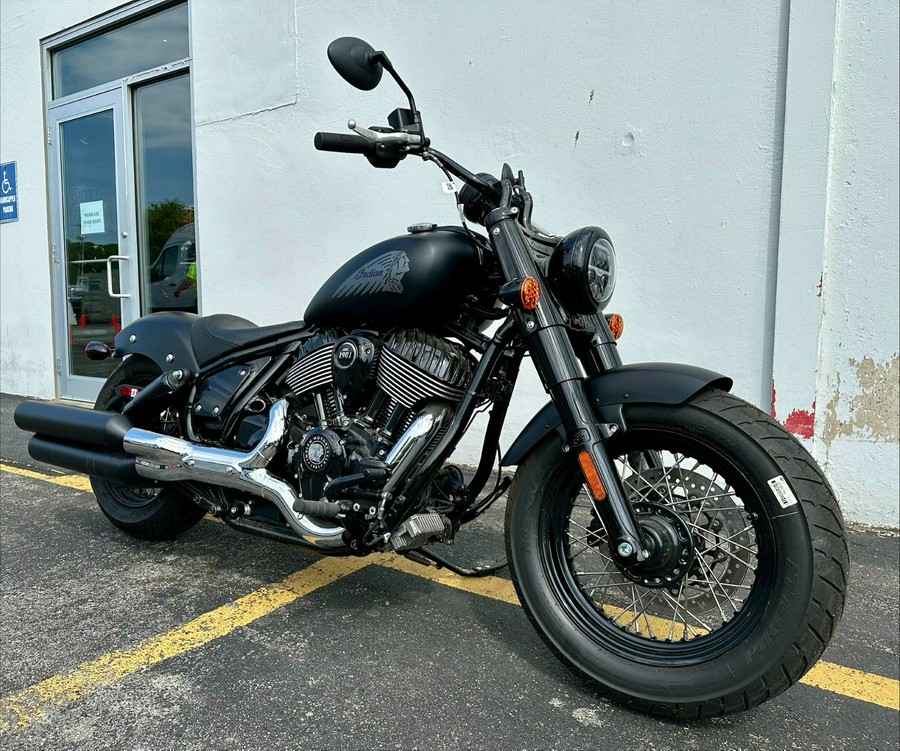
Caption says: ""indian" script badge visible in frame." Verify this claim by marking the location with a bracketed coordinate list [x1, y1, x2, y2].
[335, 251, 411, 297]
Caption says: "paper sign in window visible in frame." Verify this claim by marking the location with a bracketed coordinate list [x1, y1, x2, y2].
[80, 200, 105, 234]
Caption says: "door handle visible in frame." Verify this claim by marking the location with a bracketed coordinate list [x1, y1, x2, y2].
[106, 255, 130, 299]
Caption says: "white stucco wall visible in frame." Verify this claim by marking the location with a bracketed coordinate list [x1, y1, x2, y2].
[190, 0, 788, 468]
[814, 0, 900, 526]
[1, 0, 897, 524]
[0, 0, 121, 398]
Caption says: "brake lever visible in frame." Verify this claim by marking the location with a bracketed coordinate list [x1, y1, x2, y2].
[348, 120, 422, 147]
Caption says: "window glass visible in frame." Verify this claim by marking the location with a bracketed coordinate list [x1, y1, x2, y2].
[156, 246, 179, 279]
[134, 74, 197, 313]
[52, 3, 189, 98]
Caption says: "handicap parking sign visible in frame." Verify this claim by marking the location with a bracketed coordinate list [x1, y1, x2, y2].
[1, 162, 18, 223]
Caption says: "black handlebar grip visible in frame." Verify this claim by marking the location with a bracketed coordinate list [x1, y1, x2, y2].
[314, 132, 375, 155]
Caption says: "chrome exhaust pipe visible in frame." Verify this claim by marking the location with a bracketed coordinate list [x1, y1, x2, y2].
[123, 400, 345, 550]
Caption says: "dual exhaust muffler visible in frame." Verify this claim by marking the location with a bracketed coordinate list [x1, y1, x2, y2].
[14, 399, 344, 549]
[14, 397, 448, 552]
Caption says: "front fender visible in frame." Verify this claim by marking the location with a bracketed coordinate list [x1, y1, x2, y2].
[501, 362, 732, 467]
[113, 311, 200, 372]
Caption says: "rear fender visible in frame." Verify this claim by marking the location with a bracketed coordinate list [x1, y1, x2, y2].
[501, 362, 732, 467]
[113, 312, 200, 372]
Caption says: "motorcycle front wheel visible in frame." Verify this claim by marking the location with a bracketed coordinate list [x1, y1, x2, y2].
[505, 388, 848, 718]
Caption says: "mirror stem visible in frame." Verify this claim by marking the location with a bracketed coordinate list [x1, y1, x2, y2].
[373, 51, 424, 142]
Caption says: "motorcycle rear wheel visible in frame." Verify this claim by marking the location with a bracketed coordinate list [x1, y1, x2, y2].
[505, 389, 848, 718]
[91, 357, 206, 540]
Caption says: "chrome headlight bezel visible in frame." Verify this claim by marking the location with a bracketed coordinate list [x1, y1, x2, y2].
[548, 226, 617, 314]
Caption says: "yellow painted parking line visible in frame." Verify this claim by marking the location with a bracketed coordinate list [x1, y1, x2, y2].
[2, 462, 898, 715]
[800, 661, 900, 711]
[374, 553, 520, 604]
[0, 462, 92, 491]
[0, 556, 370, 732]
[374, 554, 900, 711]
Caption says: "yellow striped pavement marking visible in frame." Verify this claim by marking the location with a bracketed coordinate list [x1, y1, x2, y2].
[379, 551, 900, 711]
[374, 552, 520, 604]
[1, 463, 897, 720]
[800, 661, 899, 711]
[0, 462, 92, 491]
[0, 556, 370, 731]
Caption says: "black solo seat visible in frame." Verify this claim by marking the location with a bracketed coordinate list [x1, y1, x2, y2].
[190, 314, 304, 366]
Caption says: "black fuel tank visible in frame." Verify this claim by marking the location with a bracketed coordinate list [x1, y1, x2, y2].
[305, 226, 482, 328]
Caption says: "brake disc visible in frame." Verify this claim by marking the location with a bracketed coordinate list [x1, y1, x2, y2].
[622, 463, 756, 618]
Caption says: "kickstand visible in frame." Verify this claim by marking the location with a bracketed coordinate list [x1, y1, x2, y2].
[403, 547, 508, 577]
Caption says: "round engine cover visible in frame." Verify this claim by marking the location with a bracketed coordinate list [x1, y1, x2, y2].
[298, 428, 347, 500]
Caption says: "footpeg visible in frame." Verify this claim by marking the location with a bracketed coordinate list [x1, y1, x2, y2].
[390, 513, 450, 551]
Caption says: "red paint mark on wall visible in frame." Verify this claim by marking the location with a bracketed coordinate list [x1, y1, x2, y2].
[785, 401, 816, 439]
[771, 382, 777, 418]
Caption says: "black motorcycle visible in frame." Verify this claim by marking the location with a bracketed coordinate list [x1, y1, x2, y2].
[15, 38, 848, 718]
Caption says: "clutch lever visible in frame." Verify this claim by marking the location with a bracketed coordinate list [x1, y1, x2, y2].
[348, 120, 423, 147]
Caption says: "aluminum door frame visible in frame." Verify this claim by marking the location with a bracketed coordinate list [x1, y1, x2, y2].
[47, 89, 139, 402]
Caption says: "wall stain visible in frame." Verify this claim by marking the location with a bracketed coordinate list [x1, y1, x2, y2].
[589, 88, 595, 104]
[573, 130, 580, 148]
[823, 356, 900, 445]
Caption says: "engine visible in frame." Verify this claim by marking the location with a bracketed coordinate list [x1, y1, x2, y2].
[281, 329, 473, 503]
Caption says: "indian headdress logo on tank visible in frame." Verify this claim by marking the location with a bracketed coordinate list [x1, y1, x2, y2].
[335, 251, 410, 297]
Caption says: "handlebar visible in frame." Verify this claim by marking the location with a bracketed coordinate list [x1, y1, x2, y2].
[314, 132, 376, 156]
[314, 129, 506, 227]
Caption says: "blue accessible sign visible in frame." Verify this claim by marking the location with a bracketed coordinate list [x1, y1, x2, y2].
[1, 162, 18, 223]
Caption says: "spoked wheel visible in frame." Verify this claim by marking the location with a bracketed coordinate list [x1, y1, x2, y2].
[505, 390, 848, 718]
[567, 449, 765, 647]
[91, 357, 206, 540]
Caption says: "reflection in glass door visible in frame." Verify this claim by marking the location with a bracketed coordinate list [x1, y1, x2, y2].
[134, 73, 197, 314]
[51, 93, 134, 397]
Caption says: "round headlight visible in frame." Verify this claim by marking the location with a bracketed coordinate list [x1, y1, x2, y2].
[548, 226, 617, 314]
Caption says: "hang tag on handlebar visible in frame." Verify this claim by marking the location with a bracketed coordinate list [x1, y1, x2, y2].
[441, 180, 457, 194]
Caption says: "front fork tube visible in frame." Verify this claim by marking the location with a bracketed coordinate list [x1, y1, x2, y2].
[531, 327, 648, 562]
[486, 210, 649, 562]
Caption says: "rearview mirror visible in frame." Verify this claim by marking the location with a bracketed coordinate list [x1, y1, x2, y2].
[327, 37, 383, 91]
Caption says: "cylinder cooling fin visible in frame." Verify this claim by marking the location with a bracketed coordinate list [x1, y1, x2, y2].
[284, 334, 335, 396]
[377, 330, 473, 409]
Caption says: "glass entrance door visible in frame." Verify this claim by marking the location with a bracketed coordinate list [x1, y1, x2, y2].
[49, 91, 135, 400]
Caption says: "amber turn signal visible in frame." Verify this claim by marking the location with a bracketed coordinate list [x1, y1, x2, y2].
[605, 313, 624, 340]
[520, 276, 541, 310]
[498, 277, 542, 310]
[577, 450, 607, 501]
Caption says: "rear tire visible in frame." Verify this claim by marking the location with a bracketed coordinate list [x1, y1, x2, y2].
[91, 357, 206, 541]
[505, 389, 848, 718]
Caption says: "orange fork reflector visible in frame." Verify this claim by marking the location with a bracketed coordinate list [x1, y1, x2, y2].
[577, 451, 607, 501]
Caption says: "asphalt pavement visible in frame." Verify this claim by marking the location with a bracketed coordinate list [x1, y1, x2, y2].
[1, 393, 898, 750]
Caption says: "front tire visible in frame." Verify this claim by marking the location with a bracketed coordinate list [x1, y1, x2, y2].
[91, 357, 206, 540]
[505, 389, 848, 718]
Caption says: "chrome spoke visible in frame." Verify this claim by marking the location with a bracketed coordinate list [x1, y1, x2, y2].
[685, 578, 751, 590]
[567, 518, 606, 542]
[696, 555, 743, 612]
[668, 578, 687, 640]
[694, 555, 729, 622]
[575, 570, 625, 577]
[566, 444, 759, 644]
[610, 585, 641, 625]
[660, 590, 712, 631]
